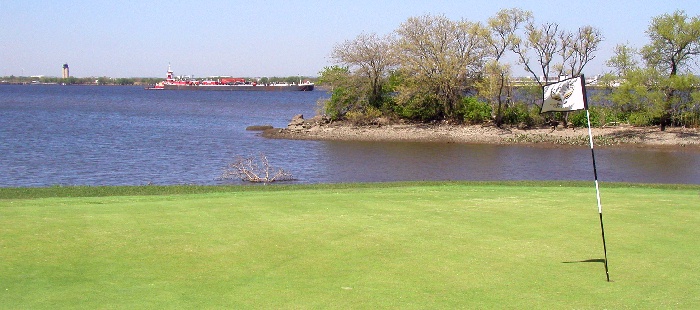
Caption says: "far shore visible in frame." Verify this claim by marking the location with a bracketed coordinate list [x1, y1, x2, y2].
[262, 119, 700, 150]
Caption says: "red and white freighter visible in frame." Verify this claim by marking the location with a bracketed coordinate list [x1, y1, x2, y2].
[146, 65, 314, 91]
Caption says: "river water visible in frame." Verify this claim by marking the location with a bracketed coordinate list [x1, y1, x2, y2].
[1, 84, 699, 187]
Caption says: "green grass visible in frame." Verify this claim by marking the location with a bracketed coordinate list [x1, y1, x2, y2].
[1, 181, 699, 308]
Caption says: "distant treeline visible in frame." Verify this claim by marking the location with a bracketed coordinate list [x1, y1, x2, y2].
[1, 76, 162, 85]
[0, 75, 317, 86]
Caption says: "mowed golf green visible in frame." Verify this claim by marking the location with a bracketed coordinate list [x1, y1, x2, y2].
[1, 182, 698, 308]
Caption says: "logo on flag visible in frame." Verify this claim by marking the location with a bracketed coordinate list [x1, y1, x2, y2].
[541, 75, 587, 113]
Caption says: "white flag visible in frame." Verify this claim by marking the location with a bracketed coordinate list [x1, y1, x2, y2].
[541, 75, 587, 113]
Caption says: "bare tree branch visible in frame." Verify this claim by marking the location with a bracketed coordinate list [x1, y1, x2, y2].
[220, 153, 294, 183]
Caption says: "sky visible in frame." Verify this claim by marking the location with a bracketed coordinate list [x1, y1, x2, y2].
[1, 1, 699, 78]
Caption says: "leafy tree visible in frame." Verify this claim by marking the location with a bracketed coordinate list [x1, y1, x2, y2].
[487, 8, 533, 61]
[96, 77, 111, 85]
[607, 67, 661, 121]
[393, 14, 489, 121]
[331, 32, 396, 110]
[476, 60, 512, 125]
[606, 43, 639, 76]
[641, 10, 700, 129]
[115, 78, 135, 85]
[284, 76, 300, 84]
[642, 10, 700, 76]
[483, 8, 533, 126]
[316, 66, 350, 89]
[316, 66, 363, 120]
[458, 96, 492, 124]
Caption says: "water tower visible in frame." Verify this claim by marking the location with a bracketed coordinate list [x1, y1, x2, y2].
[62, 63, 69, 79]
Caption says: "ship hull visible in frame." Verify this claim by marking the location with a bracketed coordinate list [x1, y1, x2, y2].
[160, 84, 314, 91]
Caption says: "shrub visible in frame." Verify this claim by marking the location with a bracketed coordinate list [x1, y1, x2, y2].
[568, 108, 603, 128]
[597, 106, 629, 126]
[628, 111, 654, 126]
[320, 86, 362, 120]
[394, 93, 441, 121]
[528, 107, 546, 127]
[345, 106, 383, 125]
[679, 111, 700, 128]
[502, 103, 536, 127]
[458, 96, 492, 124]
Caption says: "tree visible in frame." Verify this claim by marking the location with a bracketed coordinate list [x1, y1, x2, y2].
[512, 21, 568, 86]
[484, 8, 533, 126]
[316, 66, 364, 120]
[512, 20, 603, 84]
[641, 10, 700, 129]
[641, 10, 700, 77]
[511, 18, 603, 127]
[331, 32, 396, 110]
[96, 77, 111, 85]
[487, 8, 533, 61]
[564, 25, 604, 77]
[476, 60, 512, 125]
[393, 14, 488, 121]
[606, 43, 640, 76]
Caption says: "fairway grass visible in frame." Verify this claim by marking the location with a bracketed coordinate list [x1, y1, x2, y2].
[1, 182, 699, 308]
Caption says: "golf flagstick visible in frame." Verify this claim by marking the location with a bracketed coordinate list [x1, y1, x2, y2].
[586, 108, 611, 282]
[542, 75, 610, 282]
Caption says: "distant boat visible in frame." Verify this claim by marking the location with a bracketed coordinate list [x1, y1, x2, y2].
[145, 65, 314, 91]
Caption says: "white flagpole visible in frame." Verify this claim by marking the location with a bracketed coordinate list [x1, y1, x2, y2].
[586, 109, 610, 282]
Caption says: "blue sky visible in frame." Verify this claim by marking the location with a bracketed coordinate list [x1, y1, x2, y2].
[1, 1, 699, 78]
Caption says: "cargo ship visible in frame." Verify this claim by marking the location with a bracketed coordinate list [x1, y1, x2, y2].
[146, 65, 314, 91]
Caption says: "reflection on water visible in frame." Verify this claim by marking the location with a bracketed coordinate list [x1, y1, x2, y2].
[596, 147, 700, 184]
[310, 141, 700, 184]
[1, 84, 699, 186]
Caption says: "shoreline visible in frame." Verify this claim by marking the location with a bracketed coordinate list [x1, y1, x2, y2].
[262, 120, 700, 151]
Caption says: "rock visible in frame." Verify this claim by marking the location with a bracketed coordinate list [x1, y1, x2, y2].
[288, 114, 306, 130]
[246, 125, 274, 131]
[287, 114, 329, 130]
[289, 114, 304, 124]
[310, 114, 331, 125]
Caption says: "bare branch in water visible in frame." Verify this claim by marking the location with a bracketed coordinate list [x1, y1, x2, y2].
[220, 153, 294, 183]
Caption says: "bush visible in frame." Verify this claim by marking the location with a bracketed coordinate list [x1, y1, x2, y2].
[679, 111, 700, 128]
[458, 96, 492, 124]
[345, 106, 383, 125]
[502, 103, 536, 127]
[597, 107, 629, 126]
[628, 111, 655, 126]
[394, 93, 441, 121]
[529, 106, 546, 126]
[568, 108, 603, 128]
[321, 87, 362, 120]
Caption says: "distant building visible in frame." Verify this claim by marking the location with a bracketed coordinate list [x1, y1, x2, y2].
[62, 64, 69, 79]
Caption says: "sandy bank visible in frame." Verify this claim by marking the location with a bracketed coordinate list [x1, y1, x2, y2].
[262, 119, 700, 150]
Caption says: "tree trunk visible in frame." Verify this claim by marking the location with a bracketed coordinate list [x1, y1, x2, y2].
[495, 73, 506, 127]
[660, 86, 675, 131]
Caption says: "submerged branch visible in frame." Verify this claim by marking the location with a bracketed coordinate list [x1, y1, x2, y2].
[220, 153, 295, 183]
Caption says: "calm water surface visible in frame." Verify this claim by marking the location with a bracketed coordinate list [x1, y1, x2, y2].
[1, 84, 699, 187]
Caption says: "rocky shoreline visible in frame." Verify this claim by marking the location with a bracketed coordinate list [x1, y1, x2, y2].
[261, 115, 700, 150]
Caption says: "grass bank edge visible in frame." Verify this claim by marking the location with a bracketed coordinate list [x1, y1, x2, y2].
[2, 181, 699, 200]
